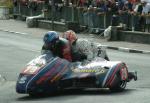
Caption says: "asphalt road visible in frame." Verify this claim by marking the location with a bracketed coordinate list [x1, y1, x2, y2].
[0, 31, 150, 103]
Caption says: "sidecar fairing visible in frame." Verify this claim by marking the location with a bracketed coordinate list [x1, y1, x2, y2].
[16, 53, 135, 95]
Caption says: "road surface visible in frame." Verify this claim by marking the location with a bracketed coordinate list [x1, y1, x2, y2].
[0, 31, 150, 103]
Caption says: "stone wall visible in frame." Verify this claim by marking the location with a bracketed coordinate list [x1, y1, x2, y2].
[117, 31, 150, 44]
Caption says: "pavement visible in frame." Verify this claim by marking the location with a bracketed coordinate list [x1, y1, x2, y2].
[0, 19, 150, 54]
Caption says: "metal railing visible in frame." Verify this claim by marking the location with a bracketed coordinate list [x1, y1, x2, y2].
[13, 3, 147, 32]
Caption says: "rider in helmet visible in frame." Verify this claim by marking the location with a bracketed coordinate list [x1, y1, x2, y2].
[42, 31, 72, 62]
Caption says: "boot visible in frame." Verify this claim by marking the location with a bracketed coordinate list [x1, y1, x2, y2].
[128, 71, 137, 81]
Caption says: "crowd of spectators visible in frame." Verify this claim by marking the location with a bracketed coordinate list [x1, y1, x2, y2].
[13, 0, 150, 32]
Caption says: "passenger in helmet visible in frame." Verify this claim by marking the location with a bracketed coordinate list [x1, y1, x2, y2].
[62, 30, 78, 45]
[62, 30, 109, 61]
[42, 31, 72, 62]
[62, 30, 87, 62]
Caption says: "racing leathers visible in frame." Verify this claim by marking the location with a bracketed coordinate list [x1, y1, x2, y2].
[42, 38, 72, 62]
[71, 39, 109, 61]
[71, 41, 87, 62]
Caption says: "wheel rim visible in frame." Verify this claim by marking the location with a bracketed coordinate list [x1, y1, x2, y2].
[119, 81, 127, 89]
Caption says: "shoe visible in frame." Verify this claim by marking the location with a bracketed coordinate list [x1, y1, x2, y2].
[133, 71, 137, 81]
[128, 71, 137, 81]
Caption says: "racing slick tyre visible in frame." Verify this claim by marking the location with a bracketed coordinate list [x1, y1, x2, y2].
[109, 80, 127, 92]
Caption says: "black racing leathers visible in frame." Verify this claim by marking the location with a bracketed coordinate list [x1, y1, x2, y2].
[71, 43, 87, 62]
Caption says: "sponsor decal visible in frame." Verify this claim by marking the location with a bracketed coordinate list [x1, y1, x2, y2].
[72, 67, 105, 73]
[22, 59, 45, 74]
[22, 65, 43, 74]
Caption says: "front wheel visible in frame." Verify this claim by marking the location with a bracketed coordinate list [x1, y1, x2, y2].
[109, 80, 127, 92]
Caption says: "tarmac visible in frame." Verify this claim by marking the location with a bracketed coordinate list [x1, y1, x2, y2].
[0, 19, 150, 54]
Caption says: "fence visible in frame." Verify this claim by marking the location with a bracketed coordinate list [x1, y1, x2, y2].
[13, 3, 146, 32]
[13, 2, 44, 18]
[0, 6, 9, 19]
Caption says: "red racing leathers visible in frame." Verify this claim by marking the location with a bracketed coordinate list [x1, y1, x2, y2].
[42, 38, 72, 62]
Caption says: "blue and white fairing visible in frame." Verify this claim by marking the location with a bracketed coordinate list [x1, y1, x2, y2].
[16, 52, 129, 94]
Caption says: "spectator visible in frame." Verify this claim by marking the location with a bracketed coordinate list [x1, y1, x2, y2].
[78, 0, 92, 7]
[13, 0, 18, 19]
[118, 0, 127, 10]
[132, 0, 143, 31]
[141, 0, 150, 32]
[118, 1, 133, 29]
[83, 6, 94, 28]
[108, 0, 119, 26]
[54, 0, 64, 21]
[78, 0, 91, 27]
[20, 0, 28, 6]
[96, 0, 108, 12]
[28, 0, 38, 16]
[13, 0, 18, 7]
[133, 0, 143, 14]
[78, 0, 86, 7]
[46, 0, 64, 21]
[68, 0, 78, 6]
[109, 0, 119, 14]
[96, 0, 113, 28]
[104, 0, 112, 12]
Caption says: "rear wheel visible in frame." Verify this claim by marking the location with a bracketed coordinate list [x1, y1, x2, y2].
[110, 63, 128, 92]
